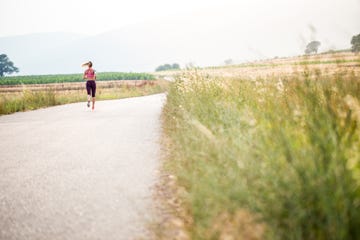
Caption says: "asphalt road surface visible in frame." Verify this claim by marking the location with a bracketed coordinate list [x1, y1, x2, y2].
[0, 94, 166, 240]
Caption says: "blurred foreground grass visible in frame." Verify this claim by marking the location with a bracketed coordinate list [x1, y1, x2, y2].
[162, 69, 360, 239]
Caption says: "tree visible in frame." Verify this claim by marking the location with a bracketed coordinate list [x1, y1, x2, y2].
[172, 63, 180, 70]
[351, 33, 360, 53]
[155, 63, 180, 72]
[305, 41, 321, 54]
[155, 64, 168, 72]
[0, 54, 19, 77]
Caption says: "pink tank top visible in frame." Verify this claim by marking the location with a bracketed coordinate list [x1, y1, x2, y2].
[85, 69, 95, 79]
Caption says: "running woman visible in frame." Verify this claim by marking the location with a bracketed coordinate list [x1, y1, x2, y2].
[82, 61, 96, 110]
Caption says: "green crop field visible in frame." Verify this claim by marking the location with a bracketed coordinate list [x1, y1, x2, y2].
[0, 72, 154, 85]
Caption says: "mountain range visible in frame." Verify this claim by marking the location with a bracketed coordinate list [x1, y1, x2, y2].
[0, 16, 354, 75]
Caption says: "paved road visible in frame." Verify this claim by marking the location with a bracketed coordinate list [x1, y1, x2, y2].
[0, 94, 166, 240]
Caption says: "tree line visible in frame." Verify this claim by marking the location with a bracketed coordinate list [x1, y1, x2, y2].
[304, 33, 360, 54]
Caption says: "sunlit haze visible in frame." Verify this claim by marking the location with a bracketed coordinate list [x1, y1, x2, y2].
[0, 0, 359, 74]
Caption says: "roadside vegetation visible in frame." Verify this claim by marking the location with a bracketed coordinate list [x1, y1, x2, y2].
[162, 56, 360, 239]
[0, 80, 168, 115]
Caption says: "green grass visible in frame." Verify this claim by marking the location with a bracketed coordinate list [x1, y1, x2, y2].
[0, 80, 168, 115]
[162, 70, 360, 239]
[0, 72, 155, 85]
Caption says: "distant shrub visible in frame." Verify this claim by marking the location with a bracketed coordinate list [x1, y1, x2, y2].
[305, 41, 321, 54]
[351, 33, 360, 53]
[155, 63, 180, 72]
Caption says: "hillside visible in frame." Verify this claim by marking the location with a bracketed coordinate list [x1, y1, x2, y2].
[154, 51, 360, 79]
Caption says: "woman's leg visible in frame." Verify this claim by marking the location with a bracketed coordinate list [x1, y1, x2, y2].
[86, 81, 91, 107]
[92, 82, 96, 110]
[87, 95, 91, 107]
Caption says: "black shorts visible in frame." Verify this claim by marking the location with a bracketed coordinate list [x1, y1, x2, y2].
[86, 80, 96, 97]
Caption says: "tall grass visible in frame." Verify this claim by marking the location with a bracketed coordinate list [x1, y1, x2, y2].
[0, 90, 57, 114]
[162, 70, 360, 239]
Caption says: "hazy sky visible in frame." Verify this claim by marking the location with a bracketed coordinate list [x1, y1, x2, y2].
[0, 0, 359, 74]
[1, 0, 240, 36]
[1, 0, 359, 38]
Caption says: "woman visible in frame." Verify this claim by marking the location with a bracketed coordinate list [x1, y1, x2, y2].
[82, 61, 96, 110]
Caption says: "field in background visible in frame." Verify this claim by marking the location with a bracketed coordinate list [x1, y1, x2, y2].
[0, 72, 154, 85]
[161, 52, 360, 239]
[155, 51, 360, 79]
[0, 79, 155, 93]
[0, 79, 168, 115]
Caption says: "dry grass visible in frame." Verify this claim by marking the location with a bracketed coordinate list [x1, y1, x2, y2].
[160, 52, 360, 239]
[0, 80, 169, 115]
[154, 51, 360, 80]
[0, 80, 152, 93]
